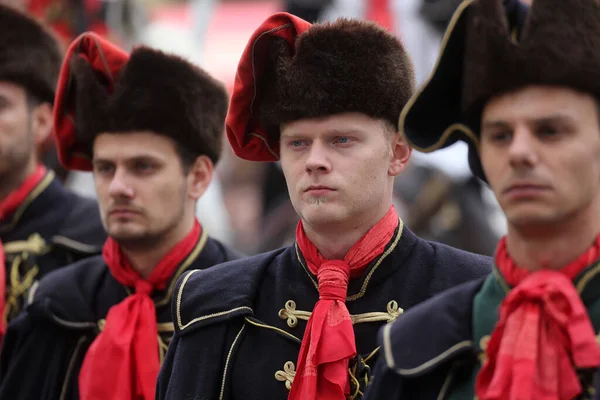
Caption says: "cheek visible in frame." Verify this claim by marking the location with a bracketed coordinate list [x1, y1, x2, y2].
[93, 180, 111, 211]
[152, 176, 188, 214]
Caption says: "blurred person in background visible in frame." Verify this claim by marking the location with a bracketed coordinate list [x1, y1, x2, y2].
[0, 4, 106, 341]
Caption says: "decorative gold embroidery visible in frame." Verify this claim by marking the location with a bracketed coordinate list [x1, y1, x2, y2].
[479, 335, 490, 364]
[3, 255, 39, 324]
[2, 234, 51, 323]
[3, 233, 50, 254]
[274, 361, 296, 391]
[278, 300, 403, 327]
[278, 300, 311, 328]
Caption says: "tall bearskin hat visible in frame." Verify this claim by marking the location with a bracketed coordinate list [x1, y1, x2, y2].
[53, 32, 229, 171]
[226, 12, 416, 162]
[398, 0, 600, 180]
[0, 4, 63, 103]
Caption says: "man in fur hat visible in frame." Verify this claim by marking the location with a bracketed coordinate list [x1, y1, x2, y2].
[156, 13, 490, 400]
[363, 0, 600, 399]
[0, 5, 107, 338]
[0, 32, 242, 400]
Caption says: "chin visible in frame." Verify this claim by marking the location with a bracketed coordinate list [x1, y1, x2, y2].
[107, 225, 147, 241]
[506, 209, 562, 227]
[300, 206, 347, 227]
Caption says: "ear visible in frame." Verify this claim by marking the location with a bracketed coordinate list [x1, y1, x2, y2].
[389, 132, 412, 177]
[30, 102, 53, 147]
[187, 155, 214, 200]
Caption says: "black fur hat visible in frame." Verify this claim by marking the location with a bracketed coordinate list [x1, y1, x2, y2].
[260, 18, 416, 137]
[226, 13, 416, 162]
[54, 33, 229, 171]
[0, 4, 63, 103]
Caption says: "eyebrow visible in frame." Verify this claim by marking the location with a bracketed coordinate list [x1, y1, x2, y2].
[482, 114, 577, 130]
[92, 154, 162, 165]
[281, 128, 364, 138]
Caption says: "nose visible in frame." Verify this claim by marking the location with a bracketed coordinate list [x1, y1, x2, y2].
[108, 168, 135, 199]
[305, 141, 332, 173]
[508, 126, 538, 170]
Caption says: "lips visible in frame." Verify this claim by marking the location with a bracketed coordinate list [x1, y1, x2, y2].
[304, 185, 334, 192]
[108, 208, 140, 217]
[503, 183, 550, 199]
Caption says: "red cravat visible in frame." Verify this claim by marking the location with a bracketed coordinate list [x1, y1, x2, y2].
[289, 206, 399, 400]
[476, 236, 600, 400]
[79, 221, 201, 400]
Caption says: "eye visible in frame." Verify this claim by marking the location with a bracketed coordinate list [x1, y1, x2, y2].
[486, 131, 512, 143]
[135, 160, 155, 173]
[334, 136, 353, 145]
[536, 125, 560, 137]
[288, 139, 307, 148]
[93, 163, 114, 175]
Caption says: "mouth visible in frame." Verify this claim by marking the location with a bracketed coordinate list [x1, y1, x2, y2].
[108, 208, 140, 218]
[304, 186, 335, 195]
[502, 183, 550, 199]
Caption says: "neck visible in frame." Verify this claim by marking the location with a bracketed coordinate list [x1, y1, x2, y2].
[0, 160, 36, 203]
[506, 203, 600, 271]
[303, 203, 391, 260]
[120, 217, 195, 279]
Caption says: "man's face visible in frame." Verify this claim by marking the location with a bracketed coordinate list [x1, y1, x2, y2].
[480, 85, 600, 228]
[280, 112, 408, 230]
[0, 81, 35, 182]
[93, 132, 194, 247]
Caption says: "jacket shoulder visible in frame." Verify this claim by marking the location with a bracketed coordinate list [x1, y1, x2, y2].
[382, 277, 485, 378]
[51, 192, 106, 255]
[416, 237, 492, 293]
[173, 246, 291, 336]
[27, 255, 107, 325]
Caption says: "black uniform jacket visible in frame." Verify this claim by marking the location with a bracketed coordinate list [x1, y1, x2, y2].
[0, 231, 241, 400]
[156, 223, 491, 400]
[0, 171, 107, 323]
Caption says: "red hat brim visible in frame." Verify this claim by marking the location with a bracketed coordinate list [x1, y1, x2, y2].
[225, 12, 311, 162]
[52, 32, 129, 171]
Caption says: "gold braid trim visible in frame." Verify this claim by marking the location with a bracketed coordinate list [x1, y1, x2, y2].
[3, 254, 40, 324]
[274, 361, 296, 391]
[278, 300, 403, 328]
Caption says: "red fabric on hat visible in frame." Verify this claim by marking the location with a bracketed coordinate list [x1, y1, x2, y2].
[290, 206, 398, 399]
[475, 236, 600, 400]
[53, 32, 129, 171]
[365, 0, 393, 31]
[78, 220, 201, 400]
[225, 12, 311, 162]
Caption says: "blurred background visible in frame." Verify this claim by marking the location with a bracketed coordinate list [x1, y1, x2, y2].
[8, 0, 530, 256]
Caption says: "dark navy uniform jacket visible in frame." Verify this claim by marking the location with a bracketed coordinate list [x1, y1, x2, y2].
[0, 231, 242, 400]
[156, 223, 491, 400]
[0, 171, 106, 323]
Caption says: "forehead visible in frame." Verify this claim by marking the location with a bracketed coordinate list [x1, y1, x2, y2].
[280, 112, 384, 137]
[482, 85, 597, 122]
[93, 131, 178, 161]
